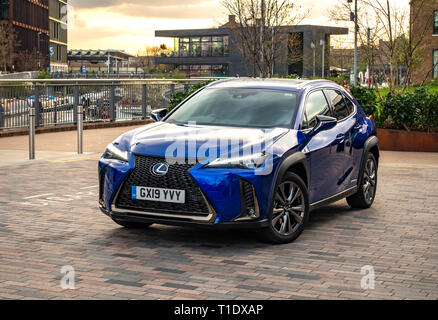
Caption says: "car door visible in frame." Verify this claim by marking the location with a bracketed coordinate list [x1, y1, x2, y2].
[301, 90, 345, 204]
[339, 92, 365, 189]
[323, 89, 359, 191]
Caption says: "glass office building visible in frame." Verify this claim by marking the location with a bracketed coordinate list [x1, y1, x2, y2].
[155, 16, 348, 78]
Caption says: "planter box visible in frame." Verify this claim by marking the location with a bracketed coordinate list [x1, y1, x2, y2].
[377, 129, 438, 152]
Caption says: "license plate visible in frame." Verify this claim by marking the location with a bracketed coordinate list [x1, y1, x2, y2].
[132, 186, 185, 204]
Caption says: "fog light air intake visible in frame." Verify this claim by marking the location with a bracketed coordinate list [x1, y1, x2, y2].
[236, 179, 260, 221]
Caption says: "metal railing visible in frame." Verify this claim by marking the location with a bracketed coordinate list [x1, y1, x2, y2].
[0, 78, 224, 160]
[0, 78, 221, 131]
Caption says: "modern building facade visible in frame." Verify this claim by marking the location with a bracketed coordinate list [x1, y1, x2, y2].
[0, 0, 50, 72]
[155, 16, 348, 78]
[68, 49, 134, 74]
[411, 0, 438, 83]
[49, 0, 68, 72]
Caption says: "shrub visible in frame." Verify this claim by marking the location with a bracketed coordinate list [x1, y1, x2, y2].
[380, 87, 438, 132]
[326, 76, 350, 86]
[350, 86, 378, 116]
[168, 80, 215, 111]
[37, 70, 50, 79]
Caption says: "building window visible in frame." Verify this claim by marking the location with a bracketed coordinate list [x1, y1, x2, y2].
[190, 37, 201, 56]
[433, 50, 438, 79]
[177, 64, 228, 76]
[177, 36, 229, 57]
[434, 11, 438, 35]
[201, 36, 212, 56]
[0, 0, 9, 20]
[179, 38, 190, 57]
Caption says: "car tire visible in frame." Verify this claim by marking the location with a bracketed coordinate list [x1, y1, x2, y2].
[347, 153, 378, 209]
[112, 218, 153, 229]
[261, 172, 310, 244]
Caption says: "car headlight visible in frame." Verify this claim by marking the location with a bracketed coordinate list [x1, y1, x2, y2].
[205, 153, 268, 169]
[103, 143, 129, 162]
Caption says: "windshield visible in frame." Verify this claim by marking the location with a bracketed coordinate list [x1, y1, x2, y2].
[165, 88, 299, 128]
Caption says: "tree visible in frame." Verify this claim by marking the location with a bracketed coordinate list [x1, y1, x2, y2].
[329, 0, 432, 94]
[221, 0, 307, 77]
[15, 50, 38, 72]
[0, 24, 19, 72]
[132, 45, 172, 73]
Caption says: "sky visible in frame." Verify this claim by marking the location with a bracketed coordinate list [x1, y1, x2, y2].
[68, 0, 410, 55]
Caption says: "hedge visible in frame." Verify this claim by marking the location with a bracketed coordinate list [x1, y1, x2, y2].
[351, 86, 438, 133]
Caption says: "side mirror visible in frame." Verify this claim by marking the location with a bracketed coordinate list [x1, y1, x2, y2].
[150, 108, 168, 122]
[309, 115, 337, 137]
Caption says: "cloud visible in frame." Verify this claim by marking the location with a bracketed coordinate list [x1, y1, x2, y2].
[115, 3, 223, 19]
[68, 0, 411, 54]
[70, 0, 213, 10]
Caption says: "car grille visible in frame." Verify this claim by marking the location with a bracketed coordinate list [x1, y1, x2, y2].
[115, 155, 210, 216]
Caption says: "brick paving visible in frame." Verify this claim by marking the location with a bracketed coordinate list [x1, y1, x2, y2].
[0, 155, 437, 300]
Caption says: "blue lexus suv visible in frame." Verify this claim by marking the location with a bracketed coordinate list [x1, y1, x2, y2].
[99, 79, 379, 243]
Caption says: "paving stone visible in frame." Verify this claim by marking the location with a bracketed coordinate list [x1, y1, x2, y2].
[0, 157, 436, 300]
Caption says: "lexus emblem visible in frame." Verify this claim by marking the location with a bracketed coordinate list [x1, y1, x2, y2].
[152, 163, 169, 176]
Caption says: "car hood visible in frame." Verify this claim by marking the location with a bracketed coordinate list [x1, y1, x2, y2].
[114, 122, 290, 159]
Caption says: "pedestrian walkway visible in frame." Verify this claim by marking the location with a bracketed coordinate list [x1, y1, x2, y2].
[0, 153, 436, 300]
[0, 125, 143, 164]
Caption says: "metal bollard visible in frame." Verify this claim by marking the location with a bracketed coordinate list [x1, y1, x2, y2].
[77, 106, 83, 154]
[141, 84, 147, 119]
[29, 107, 35, 160]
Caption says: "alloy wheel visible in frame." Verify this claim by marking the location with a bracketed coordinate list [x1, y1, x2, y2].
[272, 181, 305, 236]
[363, 158, 377, 203]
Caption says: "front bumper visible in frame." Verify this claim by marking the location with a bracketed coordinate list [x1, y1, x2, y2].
[99, 154, 277, 224]
[100, 205, 269, 229]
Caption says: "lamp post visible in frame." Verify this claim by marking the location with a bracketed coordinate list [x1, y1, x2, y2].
[271, 27, 275, 77]
[37, 32, 42, 70]
[354, 0, 358, 86]
[260, 0, 265, 78]
[349, 0, 359, 86]
[366, 27, 371, 87]
[320, 39, 325, 78]
[311, 41, 315, 77]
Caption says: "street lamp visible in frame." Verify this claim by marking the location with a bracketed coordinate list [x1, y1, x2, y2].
[348, 0, 358, 86]
[37, 32, 42, 70]
[320, 39, 325, 78]
[260, 0, 265, 78]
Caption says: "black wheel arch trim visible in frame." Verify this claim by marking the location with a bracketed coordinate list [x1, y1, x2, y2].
[358, 135, 379, 185]
[276, 151, 310, 188]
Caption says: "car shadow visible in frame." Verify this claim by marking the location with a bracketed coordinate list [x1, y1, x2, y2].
[308, 201, 354, 224]
[98, 200, 364, 251]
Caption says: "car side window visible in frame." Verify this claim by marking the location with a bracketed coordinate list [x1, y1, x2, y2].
[342, 94, 355, 115]
[324, 90, 351, 121]
[302, 90, 331, 130]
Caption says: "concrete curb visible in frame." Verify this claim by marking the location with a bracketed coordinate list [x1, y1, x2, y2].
[0, 119, 154, 138]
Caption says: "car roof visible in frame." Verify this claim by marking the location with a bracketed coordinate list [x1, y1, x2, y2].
[207, 78, 337, 92]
